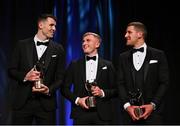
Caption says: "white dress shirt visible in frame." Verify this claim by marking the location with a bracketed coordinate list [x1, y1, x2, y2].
[86, 54, 98, 83]
[133, 43, 147, 71]
[34, 35, 49, 60]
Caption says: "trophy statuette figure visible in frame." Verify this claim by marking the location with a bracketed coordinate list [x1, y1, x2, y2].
[33, 61, 45, 89]
[129, 89, 144, 117]
[85, 81, 97, 108]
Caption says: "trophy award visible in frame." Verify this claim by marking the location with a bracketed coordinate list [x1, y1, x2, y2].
[129, 89, 144, 117]
[85, 81, 97, 108]
[33, 61, 45, 89]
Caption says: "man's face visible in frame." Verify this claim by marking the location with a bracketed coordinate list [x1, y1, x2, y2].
[82, 35, 100, 55]
[39, 17, 56, 39]
[125, 26, 141, 46]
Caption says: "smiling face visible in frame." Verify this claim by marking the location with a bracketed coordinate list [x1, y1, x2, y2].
[125, 25, 145, 48]
[82, 34, 100, 56]
[125, 26, 141, 46]
[38, 17, 56, 39]
[124, 22, 147, 48]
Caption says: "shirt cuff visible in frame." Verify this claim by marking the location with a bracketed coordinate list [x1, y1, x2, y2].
[75, 97, 80, 105]
[124, 102, 131, 110]
[23, 77, 27, 82]
[150, 102, 156, 110]
[101, 89, 105, 98]
[46, 91, 51, 96]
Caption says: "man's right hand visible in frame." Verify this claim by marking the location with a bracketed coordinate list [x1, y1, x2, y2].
[24, 68, 40, 82]
[126, 105, 140, 121]
[77, 96, 89, 109]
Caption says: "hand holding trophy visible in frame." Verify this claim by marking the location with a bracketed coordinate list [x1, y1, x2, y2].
[85, 81, 97, 108]
[129, 89, 144, 118]
[33, 61, 45, 89]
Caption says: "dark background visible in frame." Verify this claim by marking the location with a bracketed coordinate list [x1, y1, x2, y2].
[0, 0, 179, 124]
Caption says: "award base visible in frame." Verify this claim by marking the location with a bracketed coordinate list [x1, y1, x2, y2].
[134, 107, 144, 118]
[86, 96, 96, 108]
[35, 78, 43, 89]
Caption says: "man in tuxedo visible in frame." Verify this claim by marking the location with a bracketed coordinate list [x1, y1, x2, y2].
[8, 14, 65, 124]
[117, 22, 169, 124]
[61, 32, 118, 124]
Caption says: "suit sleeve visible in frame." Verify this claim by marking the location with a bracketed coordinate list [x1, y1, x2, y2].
[103, 62, 118, 98]
[8, 42, 28, 82]
[116, 54, 129, 104]
[60, 61, 78, 103]
[151, 51, 169, 107]
[48, 45, 65, 94]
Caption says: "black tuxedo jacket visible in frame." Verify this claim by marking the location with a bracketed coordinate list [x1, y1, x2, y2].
[61, 57, 118, 121]
[117, 46, 169, 112]
[8, 37, 65, 111]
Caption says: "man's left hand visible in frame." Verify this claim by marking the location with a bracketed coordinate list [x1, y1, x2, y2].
[139, 104, 154, 119]
[32, 83, 50, 95]
[91, 86, 103, 97]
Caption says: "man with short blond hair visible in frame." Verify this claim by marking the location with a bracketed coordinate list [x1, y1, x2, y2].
[61, 32, 117, 124]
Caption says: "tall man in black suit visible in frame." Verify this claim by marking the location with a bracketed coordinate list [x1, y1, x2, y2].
[117, 22, 169, 124]
[8, 14, 65, 124]
[61, 32, 117, 124]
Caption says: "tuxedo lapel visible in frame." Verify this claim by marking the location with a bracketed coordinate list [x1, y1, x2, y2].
[44, 41, 54, 72]
[80, 58, 86, 84]
[128, 51, 135, 85]
[143, 47, 151, 82]
[96, 57, 105, 82]
[26, 39, 35, 68]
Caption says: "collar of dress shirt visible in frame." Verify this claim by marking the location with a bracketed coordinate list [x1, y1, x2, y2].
[34, 35, 49, 44]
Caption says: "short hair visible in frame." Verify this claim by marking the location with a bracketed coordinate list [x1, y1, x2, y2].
[37, 14, 57, 23]
[83, 32, 102, 43]
[127, 22, 147, 39]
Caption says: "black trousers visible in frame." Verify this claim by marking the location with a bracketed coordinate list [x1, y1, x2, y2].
[73, 109, 110, 125]
[11, 97, 55, 125]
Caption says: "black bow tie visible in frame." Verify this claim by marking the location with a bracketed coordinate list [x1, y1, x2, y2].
[132, 47, 144, 53]
[37, 41, 49, 46]
[86, 56, 96, 61]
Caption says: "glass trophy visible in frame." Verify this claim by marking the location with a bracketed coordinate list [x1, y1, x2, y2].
[129, 89, 144, 117]
[33, 61, 45, 89]
[85, 81, 97, 108]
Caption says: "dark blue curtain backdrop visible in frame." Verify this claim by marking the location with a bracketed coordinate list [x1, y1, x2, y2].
[0, 0, 180, 125]
[53, 0, 115, 62]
